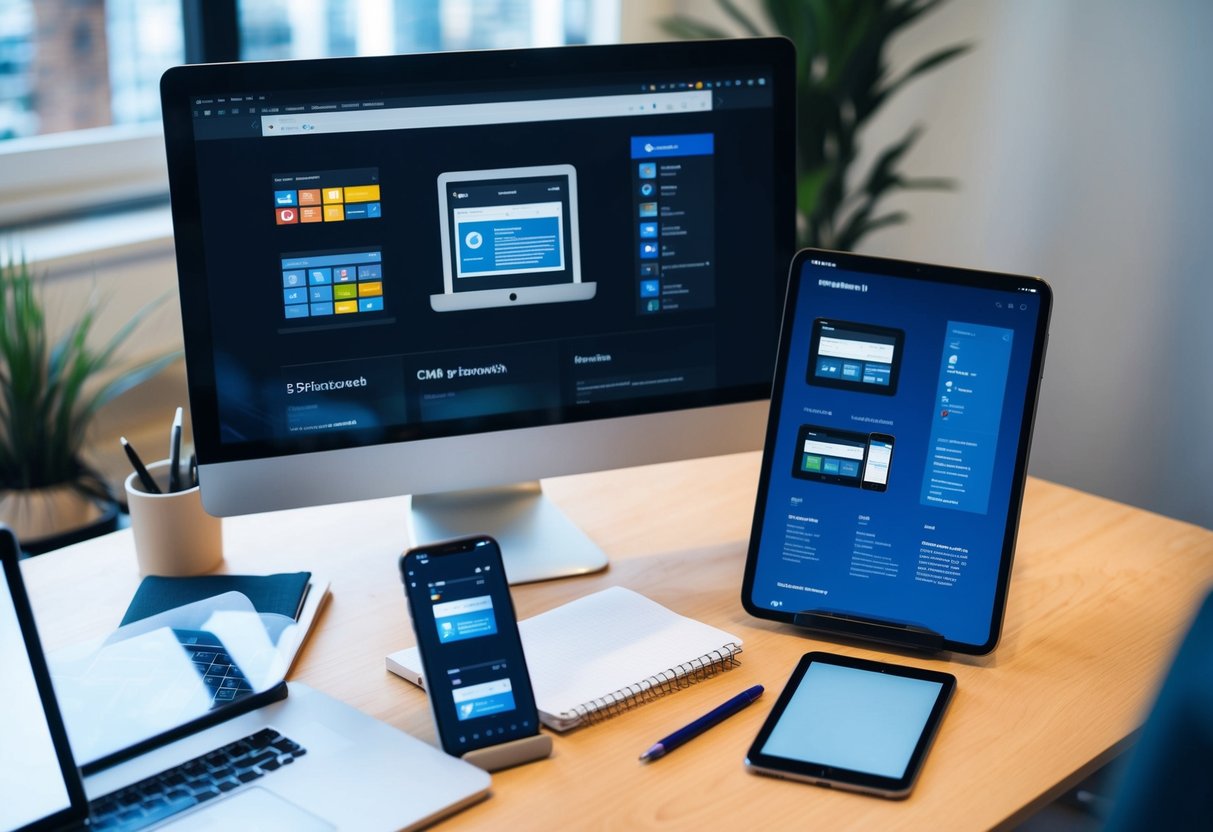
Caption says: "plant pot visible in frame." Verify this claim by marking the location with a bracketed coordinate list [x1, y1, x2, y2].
[0, 484, 119, 554]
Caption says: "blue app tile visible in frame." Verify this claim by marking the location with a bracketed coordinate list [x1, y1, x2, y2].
[823, 458, 841, 474]
[345, 203, 369, 220]
[816, 358, 841, 378]
[308, 267, 332, 285]
[310, 302, 333, 316]
[274, 190, 297, 207]
[360, 296, 384, 312]
[365, 202, 381, 218]
[284, 304, 309, 319]
[283, 287, 307, 305]
[839, 460, 860, 477]
[282, 269, 305, 288]
[310, 285, 333, 302]
[639, 182, 655, 197]
[640, 280, 660, 298]
[639, 242, 658, 259]
[841, 362, 862, 379]
[638, 162, 656, 179]
[358, 264, 382, 280]
[639, 222, 658, 239]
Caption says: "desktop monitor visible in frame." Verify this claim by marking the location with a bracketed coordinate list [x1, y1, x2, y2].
[160, 38, 795, 582]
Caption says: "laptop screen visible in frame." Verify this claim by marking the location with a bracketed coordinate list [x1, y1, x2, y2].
[0, 535, 87, 831]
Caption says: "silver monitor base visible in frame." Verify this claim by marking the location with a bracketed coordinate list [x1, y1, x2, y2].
[408, 482, 609, 585]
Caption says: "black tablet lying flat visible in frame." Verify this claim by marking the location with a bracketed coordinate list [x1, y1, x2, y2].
[742, 250, 1051, 654]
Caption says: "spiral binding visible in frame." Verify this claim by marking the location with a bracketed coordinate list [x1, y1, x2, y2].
[560, 642, 743, 728]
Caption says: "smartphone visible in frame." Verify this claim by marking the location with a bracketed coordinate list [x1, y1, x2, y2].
[861, 433, 895, 491]
[399, 536, 541, 758]
[745, 652, 955, 798]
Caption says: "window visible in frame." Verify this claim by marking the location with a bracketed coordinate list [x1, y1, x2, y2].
[0, 0, 618, 227]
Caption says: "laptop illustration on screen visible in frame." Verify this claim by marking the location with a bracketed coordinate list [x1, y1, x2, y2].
[432, 164, 596, 311]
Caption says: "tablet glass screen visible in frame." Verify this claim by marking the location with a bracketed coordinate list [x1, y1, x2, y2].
[746, 253, 1049, 650]
[760, 662, 943, 778]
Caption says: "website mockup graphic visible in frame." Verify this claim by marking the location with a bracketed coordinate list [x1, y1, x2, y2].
[748, 261, 1046, 647]
[183, 72, 781, 454]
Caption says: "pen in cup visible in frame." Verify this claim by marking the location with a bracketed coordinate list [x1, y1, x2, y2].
[121, 436, 161, 494]
[639, 684, 764, 762]
[168, 406, 183, 492]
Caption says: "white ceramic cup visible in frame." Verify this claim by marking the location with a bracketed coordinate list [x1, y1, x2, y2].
[124, 458, 223, 576]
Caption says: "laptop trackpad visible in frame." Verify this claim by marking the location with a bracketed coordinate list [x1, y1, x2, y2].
[168, 787, 334, 831]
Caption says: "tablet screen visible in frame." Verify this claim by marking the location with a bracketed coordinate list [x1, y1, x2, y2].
[761, 662, 943, 778]
[742, 250, 1051, 653]
[746, 652, 955, 797]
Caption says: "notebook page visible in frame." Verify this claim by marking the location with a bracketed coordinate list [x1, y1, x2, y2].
[524, 586, 740, 718]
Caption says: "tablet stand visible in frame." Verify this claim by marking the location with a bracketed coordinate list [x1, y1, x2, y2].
[461, 733, 552, 772]
[793, 610, 946, 653]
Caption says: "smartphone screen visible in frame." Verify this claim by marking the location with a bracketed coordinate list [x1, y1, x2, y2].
[400, 537, 540, 757]
[861, 434, 895, 490]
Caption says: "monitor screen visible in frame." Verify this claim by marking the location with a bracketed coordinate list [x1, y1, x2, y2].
[161, 39, 794, 577]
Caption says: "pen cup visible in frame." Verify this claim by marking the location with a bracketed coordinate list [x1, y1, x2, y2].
[124, 458, 223, 576]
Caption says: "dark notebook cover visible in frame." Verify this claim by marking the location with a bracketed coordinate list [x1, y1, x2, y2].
[119, 572, 313, 627]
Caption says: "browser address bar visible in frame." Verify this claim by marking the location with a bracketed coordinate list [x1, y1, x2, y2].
[261, 90, 712, 136]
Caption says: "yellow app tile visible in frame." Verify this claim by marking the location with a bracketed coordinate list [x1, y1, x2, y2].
[323, 204, 345, 222]
[334, 300, 359, 314]
[343, 185, 381, 203]
[334, 284, 357, 300]
[357, 281, 383, 297]
[298, 189, 321, 205]
[300, 206, 323, 223]
[323, 187, 344, 203]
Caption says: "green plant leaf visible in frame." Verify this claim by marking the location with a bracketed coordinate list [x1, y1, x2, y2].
[717, 0, 765, 36]
[0, 254, 177, 489]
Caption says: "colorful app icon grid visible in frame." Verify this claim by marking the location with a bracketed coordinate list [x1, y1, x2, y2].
[282, 250, 384, 319]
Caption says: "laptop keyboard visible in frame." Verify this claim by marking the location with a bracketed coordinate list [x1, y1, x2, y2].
[88, 727, 307, 831]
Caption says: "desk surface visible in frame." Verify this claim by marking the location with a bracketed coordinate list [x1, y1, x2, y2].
[22, 452, 1213, 830]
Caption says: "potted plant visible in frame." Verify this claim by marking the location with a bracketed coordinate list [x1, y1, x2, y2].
[0, 254, 178, 552]
[663, 0, 971, 250]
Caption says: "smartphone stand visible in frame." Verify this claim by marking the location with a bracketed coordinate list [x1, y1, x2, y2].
[461, 733, 552, 772]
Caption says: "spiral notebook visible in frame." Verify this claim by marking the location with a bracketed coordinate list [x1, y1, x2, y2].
[386, 586, 743, 731]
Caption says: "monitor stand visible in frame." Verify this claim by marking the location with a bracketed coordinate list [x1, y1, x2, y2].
[408, 481, 609, 585]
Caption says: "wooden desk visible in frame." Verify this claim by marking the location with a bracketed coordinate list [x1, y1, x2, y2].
[21, 453, 1213, 830]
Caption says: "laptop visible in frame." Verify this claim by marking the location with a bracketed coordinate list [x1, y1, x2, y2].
[0, 527, 490, 832]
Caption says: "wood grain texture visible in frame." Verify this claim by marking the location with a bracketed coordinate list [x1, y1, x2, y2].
[20, 452, 1213, 830]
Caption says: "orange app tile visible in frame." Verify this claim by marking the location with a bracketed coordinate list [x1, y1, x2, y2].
[343, 185, 381, 203]
[334, 300, 359, 314]
[275, 207, 299, 224]
[323, 204, 345, 222]
[357, 281, 383, 297]
[300, 206, 323, 223]
[298, 189, 321, 205]
[322, 187, 344, 203]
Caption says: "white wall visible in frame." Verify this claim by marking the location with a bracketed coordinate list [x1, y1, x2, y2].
[631, 0, 1212, 529]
